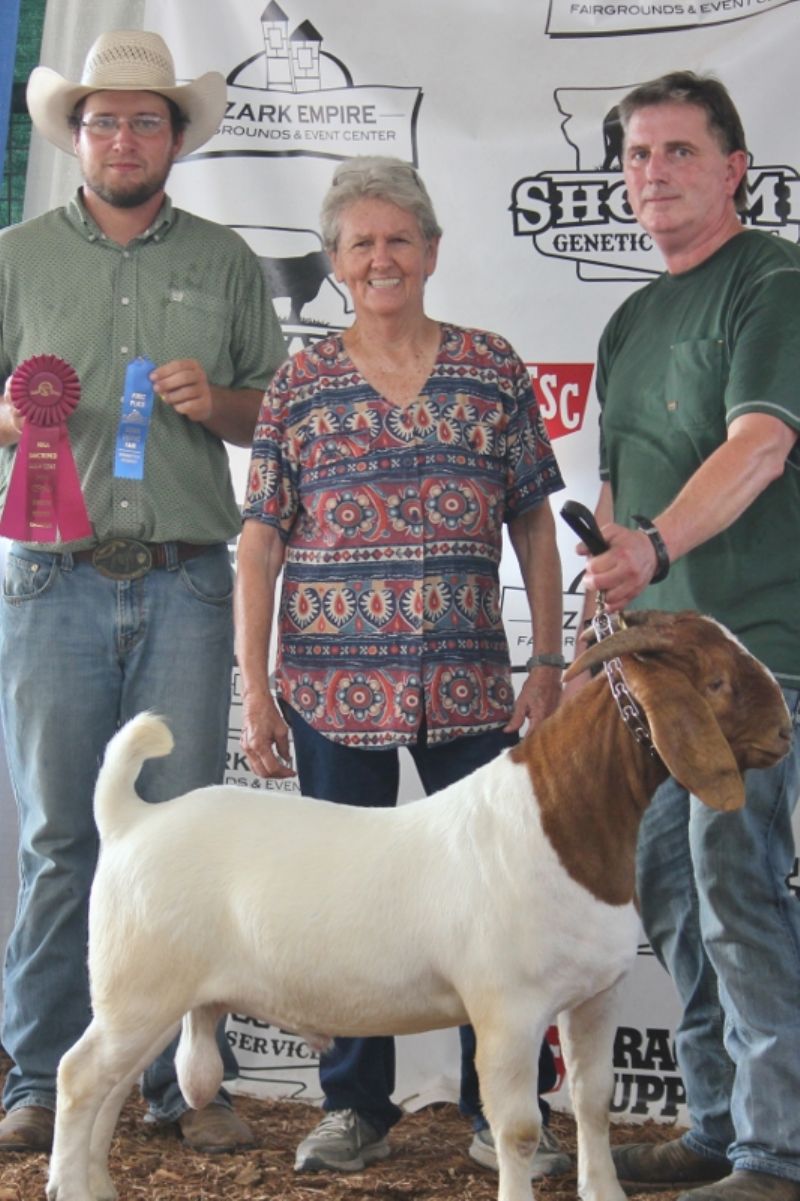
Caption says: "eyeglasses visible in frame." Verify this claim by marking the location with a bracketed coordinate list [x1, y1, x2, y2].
[79, 115, 171, 139]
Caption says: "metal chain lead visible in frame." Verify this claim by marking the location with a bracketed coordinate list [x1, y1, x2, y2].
[591, 593, 659, 760]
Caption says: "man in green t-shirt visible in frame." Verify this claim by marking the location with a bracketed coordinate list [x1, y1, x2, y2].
[0, 30, 285, 1156]
[578, 73, 800, 1201]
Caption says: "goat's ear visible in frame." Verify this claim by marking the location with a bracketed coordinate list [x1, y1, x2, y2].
[623, 659, 745, 812]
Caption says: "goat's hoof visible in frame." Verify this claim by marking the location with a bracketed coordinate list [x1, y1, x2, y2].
[89, 1181, 117, 1201]
[46, 1185, 99, 1201]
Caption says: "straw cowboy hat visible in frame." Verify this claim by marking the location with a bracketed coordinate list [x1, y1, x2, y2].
[26, 29, 226, 157]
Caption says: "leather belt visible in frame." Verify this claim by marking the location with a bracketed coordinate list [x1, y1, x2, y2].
[71, 538, 214, 581]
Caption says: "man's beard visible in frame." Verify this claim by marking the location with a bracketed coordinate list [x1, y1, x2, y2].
[87, 170, 170, 209]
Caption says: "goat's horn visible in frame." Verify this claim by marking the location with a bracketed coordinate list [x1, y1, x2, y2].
[564, 623, 673, 680]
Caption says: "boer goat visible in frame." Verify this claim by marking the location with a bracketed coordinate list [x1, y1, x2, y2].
[47, 611, 792, 1201]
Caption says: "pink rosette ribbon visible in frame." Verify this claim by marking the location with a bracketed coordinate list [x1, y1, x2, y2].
[0, 355, 93, 541]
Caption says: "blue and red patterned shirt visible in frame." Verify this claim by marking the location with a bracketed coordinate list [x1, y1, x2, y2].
[243, 323, 564, 746]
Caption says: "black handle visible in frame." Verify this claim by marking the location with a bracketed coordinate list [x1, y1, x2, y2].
[560, 500, 609, 556]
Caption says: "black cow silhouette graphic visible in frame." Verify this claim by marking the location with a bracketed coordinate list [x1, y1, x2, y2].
[259, 249, 335, 326]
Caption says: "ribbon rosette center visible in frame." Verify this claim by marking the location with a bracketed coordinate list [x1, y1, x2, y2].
[11, 356, 82, 427]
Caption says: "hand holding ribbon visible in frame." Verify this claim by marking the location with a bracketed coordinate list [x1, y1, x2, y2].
[151, 358, 214, 424]
[114, 357, 156, 480]
[0, 355, 93, 542]
[0, 380, 25, 447]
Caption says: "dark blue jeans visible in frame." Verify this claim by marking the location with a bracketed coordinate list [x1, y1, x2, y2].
[283, 704, 557, 1136]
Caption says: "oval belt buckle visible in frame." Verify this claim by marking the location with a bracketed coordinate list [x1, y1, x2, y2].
[92, 538, 152, 581]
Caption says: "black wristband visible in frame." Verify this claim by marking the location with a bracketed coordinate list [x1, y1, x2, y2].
[632, 515, 670, 583]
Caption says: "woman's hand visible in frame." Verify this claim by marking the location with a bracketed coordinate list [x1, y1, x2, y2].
[504, 665, 562, 734]
[240, 689, 296, 780]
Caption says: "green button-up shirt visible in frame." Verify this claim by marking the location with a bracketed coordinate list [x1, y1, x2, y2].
[0, 191, 286, 549]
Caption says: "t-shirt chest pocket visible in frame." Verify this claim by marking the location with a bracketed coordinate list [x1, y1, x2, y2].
[663, 338, 728, 432]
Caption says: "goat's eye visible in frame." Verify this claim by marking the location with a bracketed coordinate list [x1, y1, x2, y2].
[706, 677, 725, 693]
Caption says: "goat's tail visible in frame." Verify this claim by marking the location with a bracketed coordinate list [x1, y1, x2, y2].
[94, 712, 174, 840]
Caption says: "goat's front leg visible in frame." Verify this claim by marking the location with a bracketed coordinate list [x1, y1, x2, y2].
[473, 1009, 548, 1201]
[559, 980, 627, 1201]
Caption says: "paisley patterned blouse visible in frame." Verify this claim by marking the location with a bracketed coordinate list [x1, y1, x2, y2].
[243, 323, 563, 747]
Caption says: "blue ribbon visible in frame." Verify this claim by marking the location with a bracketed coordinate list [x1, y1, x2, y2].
[114, 357, 156, 480]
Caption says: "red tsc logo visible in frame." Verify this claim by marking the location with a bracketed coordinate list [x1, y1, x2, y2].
[528, 362, 594, 440]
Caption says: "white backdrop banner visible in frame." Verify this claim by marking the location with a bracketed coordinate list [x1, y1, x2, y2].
[3, 0, 799, 1125]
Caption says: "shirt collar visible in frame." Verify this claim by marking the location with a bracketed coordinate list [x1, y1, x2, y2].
[67, 189, 175, 245]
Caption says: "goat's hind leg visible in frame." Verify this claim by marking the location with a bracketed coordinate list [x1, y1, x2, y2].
[48, 1017, 179, 1201]
[473, 1012, 548, 1201]
[87, 1019, 182, 1199]
[47, 1019, 123, 1201]
[559, 980, 627, 1201]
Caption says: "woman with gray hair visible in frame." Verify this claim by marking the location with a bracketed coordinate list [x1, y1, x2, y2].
[320, 156, 444, 250]
[235, 156, 568, 1181]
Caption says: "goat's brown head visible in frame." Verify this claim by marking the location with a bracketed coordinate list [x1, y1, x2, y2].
[565, 610, 793, 812]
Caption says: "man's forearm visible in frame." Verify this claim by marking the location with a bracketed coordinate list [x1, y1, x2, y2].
[204, 386, 264, 446]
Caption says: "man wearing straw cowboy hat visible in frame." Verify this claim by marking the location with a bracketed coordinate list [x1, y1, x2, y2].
[0, 29, 285, 1154]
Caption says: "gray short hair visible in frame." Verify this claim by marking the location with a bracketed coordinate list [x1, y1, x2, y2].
[320, 156, 442, 253]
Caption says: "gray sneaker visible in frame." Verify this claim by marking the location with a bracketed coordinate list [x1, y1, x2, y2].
[469, 1124, 572, 1179]
[294, 1109, 391, 1172]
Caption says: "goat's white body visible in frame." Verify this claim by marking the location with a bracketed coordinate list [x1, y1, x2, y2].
[46, 716, 635, 1201]
[91, 752, 638, 1040]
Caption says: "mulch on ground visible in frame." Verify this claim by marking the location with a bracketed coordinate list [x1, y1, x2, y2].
[0, 1050, 685, 1200]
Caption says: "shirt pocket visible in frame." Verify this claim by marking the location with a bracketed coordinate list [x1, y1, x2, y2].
[163, 288, 233, 375]
[663, 338, 728, 435]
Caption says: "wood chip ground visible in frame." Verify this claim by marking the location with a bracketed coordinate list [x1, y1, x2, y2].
[0, 1051, 685, 1200]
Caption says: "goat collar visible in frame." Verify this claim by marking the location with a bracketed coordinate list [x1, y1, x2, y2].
[592, 603, 660, 761]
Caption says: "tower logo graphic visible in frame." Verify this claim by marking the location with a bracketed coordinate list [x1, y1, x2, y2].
[187, 2, 421, 164]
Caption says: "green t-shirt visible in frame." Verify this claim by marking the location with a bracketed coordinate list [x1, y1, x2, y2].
[598, 229, 800, 687]
[0, 191, 287, 549]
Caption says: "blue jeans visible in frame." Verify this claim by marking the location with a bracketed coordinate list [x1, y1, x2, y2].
[0, 543, 238, 1120]
[636, 687, 800, 1180]
[283, 704, 557, 1136]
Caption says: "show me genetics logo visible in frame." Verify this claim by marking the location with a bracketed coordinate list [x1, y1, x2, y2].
[511, 84, 800, 281]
